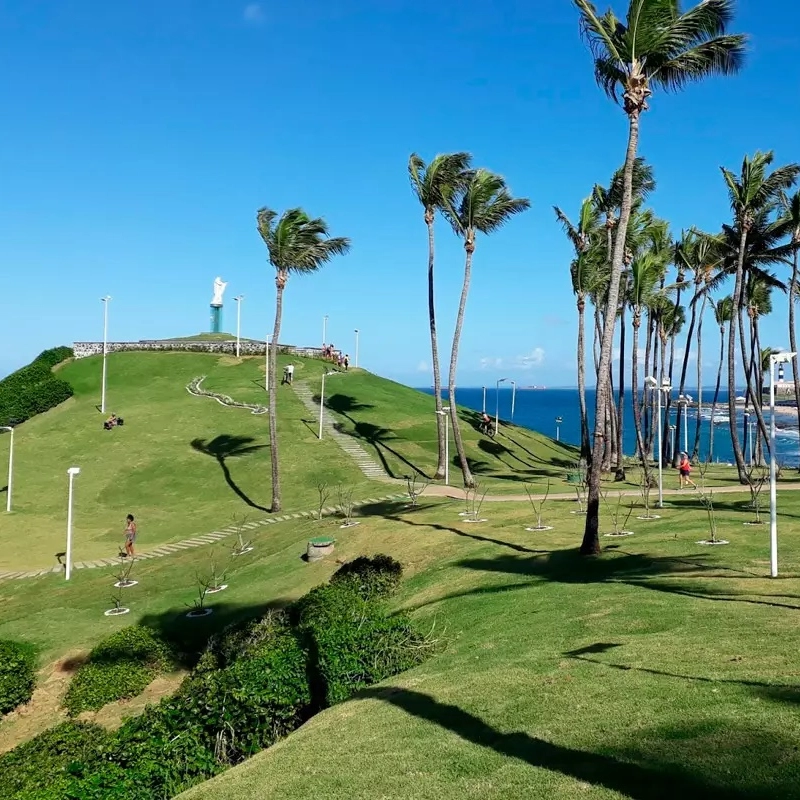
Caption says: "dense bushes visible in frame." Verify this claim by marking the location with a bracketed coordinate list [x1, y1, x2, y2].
[0, 639, 37, 715]
[3, 554, 430, 800]
[0, 346, 74, 427]
[330, 553, 404, 601]
[64, 626, 175, 715]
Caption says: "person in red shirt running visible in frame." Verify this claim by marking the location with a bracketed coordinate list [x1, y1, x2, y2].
[678, 452, 696, 489]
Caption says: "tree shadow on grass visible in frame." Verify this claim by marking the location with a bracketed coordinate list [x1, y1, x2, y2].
[357, 687, 775, 799]
[191, 435, 269, 512]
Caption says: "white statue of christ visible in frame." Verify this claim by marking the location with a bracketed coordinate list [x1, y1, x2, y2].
[211, 277, 227, 307]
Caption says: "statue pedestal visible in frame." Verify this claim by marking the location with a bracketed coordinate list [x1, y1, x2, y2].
[210, 304, 222, 333]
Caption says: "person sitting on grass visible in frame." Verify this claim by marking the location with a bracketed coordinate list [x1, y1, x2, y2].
[678, 452, 697, 490]
[104, 413, 118, 430]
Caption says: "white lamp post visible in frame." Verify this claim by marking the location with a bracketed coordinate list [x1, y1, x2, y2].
[65, 466, 81, 581]
[264, 334, 273, 392]
[669, 424, 676, 460]
[322, 315, 328, 347]
[555, 416, 563, 442]
[100, 296, 111, 414]
[769, 352, 795, 577]
[319, 370, 326, 440]
[482, 386, 487, 414]
[495, 378, 507, 435]
[678, 394, 691, 454]
[645, 376, 671, 508]
[234, 295, 244, 357]
[354, 329, 360, 369]
[743, 411, 751, 466]
[436, 407, 451, 485]
[1, 426, 13, 512]
[510, 380, 517, 422]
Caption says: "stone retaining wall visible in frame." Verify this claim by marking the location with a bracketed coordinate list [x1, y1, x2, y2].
[73, 340, 324, 359]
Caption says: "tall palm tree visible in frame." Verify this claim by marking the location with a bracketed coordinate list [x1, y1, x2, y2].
[256, 208, 351, 512]
[720, 152, 799, 480]
[554, 197, 600, 459]
[782, 192, 800, 452]
[442, 168, 530, 487]
[709, 295, 733, 461]
[574, 0, 746, 555]
[409, 152, 473, 480]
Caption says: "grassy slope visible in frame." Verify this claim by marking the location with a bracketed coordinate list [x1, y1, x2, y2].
[0, 352, 369, 571]
[179, 492, 800, 800]
[306, 368, 580, 488]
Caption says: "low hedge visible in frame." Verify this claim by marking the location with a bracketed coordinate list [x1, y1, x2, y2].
[0, 346, 74, 427]
[330, 554, 404, 601]
[0, 721, 109, 800]
[0, 639, 37, 715]
[64, 625, 175, 715]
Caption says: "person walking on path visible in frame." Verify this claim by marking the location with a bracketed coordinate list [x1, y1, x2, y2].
[678, 453, 697, 490]
[124, 514, 137, 557]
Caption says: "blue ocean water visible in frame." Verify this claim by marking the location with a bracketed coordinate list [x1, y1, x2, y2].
[420, 387, 800, 467]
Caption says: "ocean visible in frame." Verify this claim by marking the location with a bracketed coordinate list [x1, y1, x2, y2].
[420, 387, 800, 467]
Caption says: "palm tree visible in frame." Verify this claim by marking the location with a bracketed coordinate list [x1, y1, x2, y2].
[554, 197, 600, 459]
[782, 192, 800, 452]
[574, 0, 746, 555]
[709, 295, 733, 462]
[256, 208, 351, 512]
[409, 152, 473, 480]
[720, 152, 799, 480]
[442, 168, 530, 487]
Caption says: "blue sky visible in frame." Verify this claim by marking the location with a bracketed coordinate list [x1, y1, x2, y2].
[1, 0, 798, 387]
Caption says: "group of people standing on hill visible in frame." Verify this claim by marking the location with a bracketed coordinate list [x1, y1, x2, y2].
[322, 344, 350, 371]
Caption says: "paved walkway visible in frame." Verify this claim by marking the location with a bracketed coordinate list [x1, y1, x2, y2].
[0, 490, 408, 583]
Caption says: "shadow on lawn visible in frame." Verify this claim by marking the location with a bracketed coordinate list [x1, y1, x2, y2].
[358, 686, 776, 799]
[191, 435, 269, 512]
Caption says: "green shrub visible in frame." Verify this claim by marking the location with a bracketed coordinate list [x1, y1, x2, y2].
[0, 347, 74, 427]
[202, 609, 293, 671]
[64, 626, 174, 715]
[0, 721, 109, 800]
[295, 581, 427, 705]
[0, 639, 36, 715]
[330, 554, 404, 601]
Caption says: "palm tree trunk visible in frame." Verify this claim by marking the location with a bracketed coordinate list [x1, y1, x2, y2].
[753, 316, 770, 464]
[593, 305, 602, 375]
[667, 323, 678, 465]
[426, 216, 447, 480]
[692, 293, 708, 460]
[643, 311, 654, 455]
[268, 275, 285, 512]
[581, 111, 640, 556]
[577, 296, 591, 459]
[727, 229, 748, 482]
[631, 312, 648, 470]
[615, 302, 627, 480]
[710, 322, 725, 462]
[448, 242, 476, 488]
[790, 250, 800, 469]
[674, 288, 698, 466]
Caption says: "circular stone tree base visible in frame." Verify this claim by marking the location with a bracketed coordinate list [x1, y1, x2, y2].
[104, 607, 130, 617]
[339, 521, 360, 529]
[696, 539, 730, 546]
[205, 584, 228, 594]
[570, 510, 587, 516]
[186, 608, 214, 619]
[525, 525, 554, 532]
[113, 580, 138, 589]
[603, 531, 635, 538]
[637, 515, 662, 520]
[743, 522, 765, 527]
[232, 546, 254, 557]
[463, 518, 488, 524]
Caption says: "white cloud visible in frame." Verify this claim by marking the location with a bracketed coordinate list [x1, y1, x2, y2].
[243, 3, 265, 23]
[479, 357, 504, 370]
[416, 360, 430, 373]
[514, 348, 545, 369]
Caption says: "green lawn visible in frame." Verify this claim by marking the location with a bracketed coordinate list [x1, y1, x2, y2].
[174, 490, 800, 800]
[0, 352, 370, 572]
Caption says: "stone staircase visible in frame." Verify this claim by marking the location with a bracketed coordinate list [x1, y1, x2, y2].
[291, 380, 392, 481]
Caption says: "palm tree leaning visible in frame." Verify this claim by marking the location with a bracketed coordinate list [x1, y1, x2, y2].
[709, 295, 733, 461]
[573, 0, 746, 555]
[442, 168, 530, 488]
[783, 192, 800, 461]
[256, 208, 351, 512]
[408, 152, 473, 480]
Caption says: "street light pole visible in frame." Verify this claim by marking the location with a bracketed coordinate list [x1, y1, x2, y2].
[769, 352, 795, 577]
[510, 381, 517, 422]
[354, 329, 360, 368]
[437, 408, 450, 485]
[482, 387, 486, 414]
[322, 315, 328, 347]
[645, 376, 669, 508]
[495, 378, 507, 435]
[555, 416, 562, 442]
[319, 370, 326, 440]
[1, 426, 13, 512]
[100, 296, 111, 414]
[234, 295, 244, 358]
[65, 466, 81, 581]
